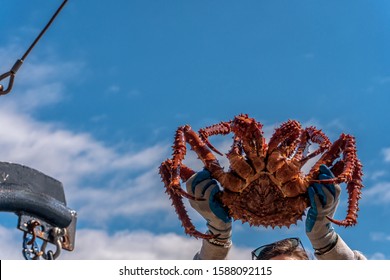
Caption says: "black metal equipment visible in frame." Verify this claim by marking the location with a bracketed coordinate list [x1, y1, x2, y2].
[0, 162, 77, 260]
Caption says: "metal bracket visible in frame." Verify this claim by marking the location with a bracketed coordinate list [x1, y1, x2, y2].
[0, 161, 77, 251]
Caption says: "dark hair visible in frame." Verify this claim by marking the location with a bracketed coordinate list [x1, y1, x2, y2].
[251, 238, 309, 260]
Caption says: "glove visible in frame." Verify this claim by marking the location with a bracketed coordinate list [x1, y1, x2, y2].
[186, 169, 232, 243]
[306, 164, 341, 251]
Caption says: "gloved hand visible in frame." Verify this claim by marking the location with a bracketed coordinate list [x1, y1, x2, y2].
[186, 169, 232, 243]
[306, 164, 341, 251]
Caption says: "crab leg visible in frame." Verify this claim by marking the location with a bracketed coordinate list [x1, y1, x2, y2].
[297, 126, 331, 165]
[162, 125, 232, 239]
[266, 120, 302, 176]
[182, 125, 249, 193]
[199, 121, 232, 155]
[159, 160, 216, 239]
[233, 116, 267, 172]
[308, 133, 364, 226]
[225, 136, 256, 180]
[198, 115, 266, 188]
[267, 120, 302, 155]
[309, 134, 357, 183]
[327, 157, 363, 226]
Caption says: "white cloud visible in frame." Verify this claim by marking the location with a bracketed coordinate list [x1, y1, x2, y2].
[367, 232, 390, 259]
[66, 229, 250, 260]
[62, 229, 201, 260]
[369, 252, 387, 260]
[363, 182, 390, 204]
[0, 226, 250, 260]
[368, 170, 387, 181]
[0, 226, 22, 259]
[383, 148, 390, 162]
[1, 44, 83, 110]
[370, 232, 390, 242]
[74, 169, 174, 225]
[0, 107, 173, 226]
[0, 108, 161, 179]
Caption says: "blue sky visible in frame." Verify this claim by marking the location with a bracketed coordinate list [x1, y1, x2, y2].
[1, 0, 390, 260]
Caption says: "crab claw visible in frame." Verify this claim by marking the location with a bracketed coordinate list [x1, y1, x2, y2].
[326, 215, 356, 227]
[200, 135, 223, 156]
[175, 187, 206, 201]
[187, 231, 220, 240]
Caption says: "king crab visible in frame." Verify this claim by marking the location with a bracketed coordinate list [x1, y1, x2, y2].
[159, 114, 364, 239]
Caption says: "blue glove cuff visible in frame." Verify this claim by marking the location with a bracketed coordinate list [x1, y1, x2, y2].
[191, 169, 211, 193]
[191, 169, 231, 224]
[306, 164, 336, 233]
[209, 186, 232, 224]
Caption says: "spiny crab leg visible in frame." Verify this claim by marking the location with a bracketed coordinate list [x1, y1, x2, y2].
[169, 127, 207, 201]
[307, 134, 363, 227]
[299, 126, 331, 165]
[231, 115, 266, 160]
[177, 185, 206, 201]
[160, 161, 201, 200]
[161, 124, 227, 239]
[267, 120, 302, 153]
[327, 157, 363, 226]
[159, 160, 216, 239]
[199, 121, 232, 156]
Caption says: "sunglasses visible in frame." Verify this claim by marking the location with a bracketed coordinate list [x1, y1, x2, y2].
[251, 237, 306, 260]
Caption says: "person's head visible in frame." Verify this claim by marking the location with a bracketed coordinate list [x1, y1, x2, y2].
[251, 237, 310, 260]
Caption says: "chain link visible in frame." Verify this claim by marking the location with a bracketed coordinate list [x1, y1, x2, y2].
[22, 234, 42, 260]
[41, 228, 64, 260]
[21, 220, 64, 260]
[22, 220, 43, 260]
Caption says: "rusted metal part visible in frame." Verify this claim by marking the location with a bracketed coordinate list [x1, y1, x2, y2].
[25, 220, 41, 245]
[21, 219, 67, 260]
[22, 233, 41, 260]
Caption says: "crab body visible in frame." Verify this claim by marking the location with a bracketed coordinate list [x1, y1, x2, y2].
[217, 174, 309, 228]
[159, 114, 364, 239]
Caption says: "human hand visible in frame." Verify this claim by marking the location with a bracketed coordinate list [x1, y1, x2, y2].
[306, 164, 341, 250]
[186, 169, 232, 240]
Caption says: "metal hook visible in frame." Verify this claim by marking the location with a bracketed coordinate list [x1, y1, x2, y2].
[0, 0, 68, 96]
[0, 72, 15, 96]
[41, 227, 63, 260]
[41, 239, 62, 260]
[0, 59, 22, 95]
